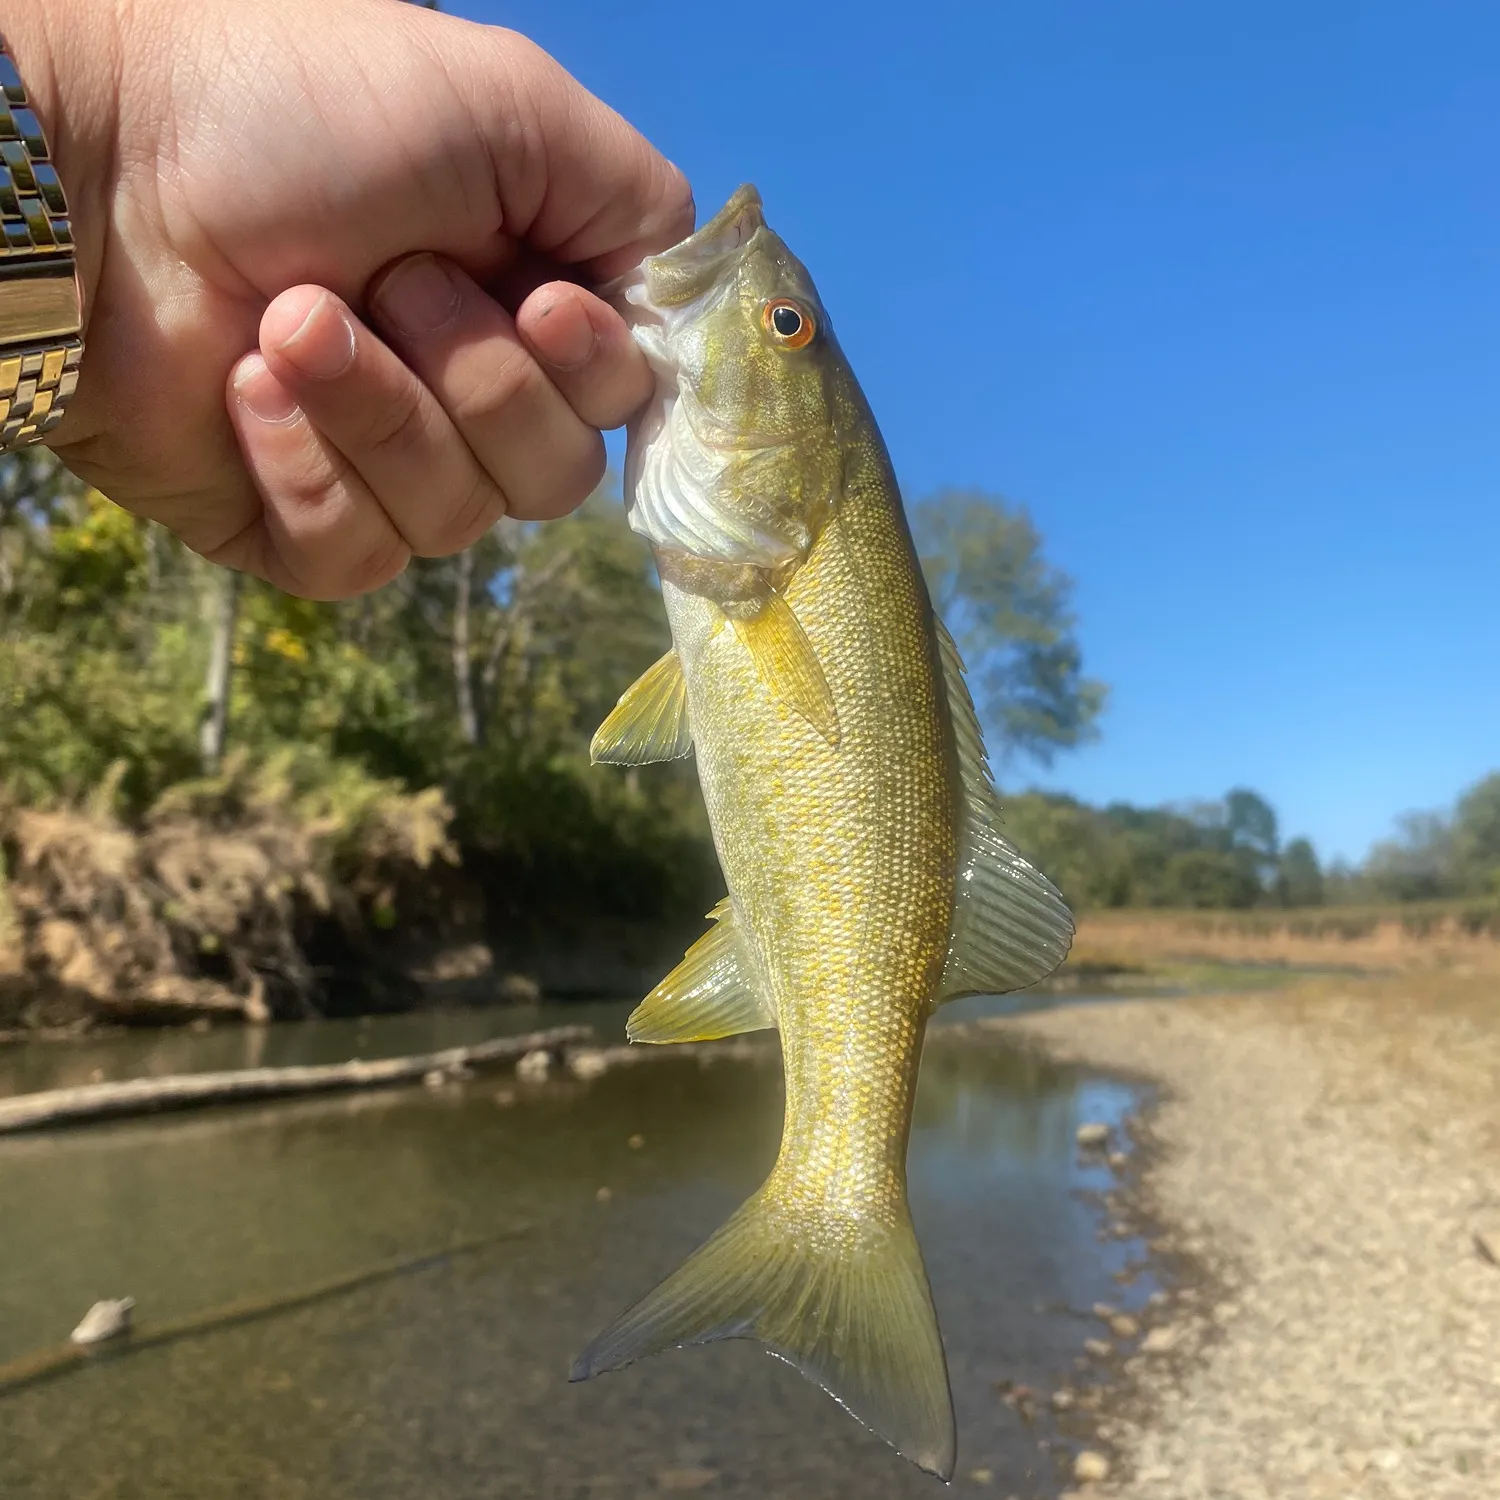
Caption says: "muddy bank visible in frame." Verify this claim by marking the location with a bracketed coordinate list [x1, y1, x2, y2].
[988, 978, 1500, 1499]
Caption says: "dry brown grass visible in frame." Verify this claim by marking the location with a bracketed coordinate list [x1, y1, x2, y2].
[0, 753, 454, 1030]
[1071, 902, 1500, 977]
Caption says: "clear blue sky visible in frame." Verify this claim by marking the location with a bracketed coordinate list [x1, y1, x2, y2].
[461, 0, 1499, 864]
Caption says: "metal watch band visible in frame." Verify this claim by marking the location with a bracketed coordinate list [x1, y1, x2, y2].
[0, 33, 82, 452]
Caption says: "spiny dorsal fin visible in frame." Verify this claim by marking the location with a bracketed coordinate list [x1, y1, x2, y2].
[591, 650, 692, 765]
[628, 898, 775, 1043]
[732, 592, 839, 747]
[934, 619, 1075, 1001]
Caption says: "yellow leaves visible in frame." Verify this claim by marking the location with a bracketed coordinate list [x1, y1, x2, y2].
[264, 628, 309, 663]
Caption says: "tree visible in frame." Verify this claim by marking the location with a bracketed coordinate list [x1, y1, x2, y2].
[1275, 837, 1324, 907]
[912, 489, 1106, 766]
[1364, 811, 1457, 902]
[1452, 773, 1500, 895]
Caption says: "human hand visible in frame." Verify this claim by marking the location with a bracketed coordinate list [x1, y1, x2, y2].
[8, 0, 692, 597]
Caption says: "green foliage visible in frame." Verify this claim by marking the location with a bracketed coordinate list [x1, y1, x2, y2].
[913, 489, 1107, 765]
[1275, 837, 1325, 907]
[998, 788, 1302, 912]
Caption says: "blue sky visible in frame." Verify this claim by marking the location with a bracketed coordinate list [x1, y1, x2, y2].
[462, 0, 1499, 864]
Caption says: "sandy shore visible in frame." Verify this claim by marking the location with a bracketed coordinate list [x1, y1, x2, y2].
[990, 979, 1500, 1500]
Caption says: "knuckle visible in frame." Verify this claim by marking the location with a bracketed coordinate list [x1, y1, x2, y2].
[358, 379, 433, 461]
[338, 534, 412, 597]
[414, 472, 507, 557]
[447, 345, 550, 430]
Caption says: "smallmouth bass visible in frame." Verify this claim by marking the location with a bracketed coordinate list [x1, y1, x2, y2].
[572, 186, 1075, 1479]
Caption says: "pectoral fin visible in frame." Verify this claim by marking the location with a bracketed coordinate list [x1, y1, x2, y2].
[628, 899, 775, 1043]
[732, 593, 840, 747]
[590, 650, 692, 765]
[934, 619, 1075, 1000]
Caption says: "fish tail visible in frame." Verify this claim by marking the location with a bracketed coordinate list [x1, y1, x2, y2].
[569, 1182, 956, 1480]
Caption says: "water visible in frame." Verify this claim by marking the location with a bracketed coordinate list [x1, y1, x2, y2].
[0, 1004, 1157, 1498]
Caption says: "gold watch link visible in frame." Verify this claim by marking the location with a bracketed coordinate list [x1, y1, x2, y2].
[0, 32, 82, 452]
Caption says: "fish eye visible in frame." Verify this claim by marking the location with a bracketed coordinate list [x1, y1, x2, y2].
[763, 298, 816, 350]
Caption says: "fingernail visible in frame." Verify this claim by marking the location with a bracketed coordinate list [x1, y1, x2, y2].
[375, 254, 461, 337]
[234, 356, 299, 424]
[274, 292, 356, 379]
[533, 295, 597, 371]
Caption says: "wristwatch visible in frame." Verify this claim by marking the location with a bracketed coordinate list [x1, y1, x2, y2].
[0, 32, 82, 452]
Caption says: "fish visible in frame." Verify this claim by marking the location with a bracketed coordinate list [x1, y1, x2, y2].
[571, 185, 1075, 1479]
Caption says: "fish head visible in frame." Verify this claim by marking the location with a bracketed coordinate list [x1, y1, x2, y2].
[612, 186, 845, 571]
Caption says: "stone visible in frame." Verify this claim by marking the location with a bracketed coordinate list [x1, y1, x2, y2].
[1076, 1122, 1111, 1150]
[1083, 1338, 1113, 1359]
[1051, 1387, 1076, 1411]
[71, 1298, 135, 1345]
[1108, 1313, 1140, 1339]
[498, 972, 542, 1005]
[1108, 1151, 1129, 1170]
[657, 1467, 716, 1491]
[515, 1049, 551, 1083]
[1092, 1301, 1117, 1320]
[1072, 1450, 1111, 1483]
[628, 1133, 645, 1149]
[1141, 1325, 1179, 1354]
[566, 1048, 609, 1081]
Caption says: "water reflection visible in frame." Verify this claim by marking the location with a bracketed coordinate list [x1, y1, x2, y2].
[0, 1017, 1154, 1499]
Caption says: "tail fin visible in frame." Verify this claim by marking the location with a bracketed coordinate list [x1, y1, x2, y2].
[569, 1186, 956, 1479]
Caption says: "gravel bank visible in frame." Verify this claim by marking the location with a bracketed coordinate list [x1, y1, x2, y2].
[990, 981, 1500, 1500]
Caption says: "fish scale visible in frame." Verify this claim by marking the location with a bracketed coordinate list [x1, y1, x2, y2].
[573, 184, 1075, 1479]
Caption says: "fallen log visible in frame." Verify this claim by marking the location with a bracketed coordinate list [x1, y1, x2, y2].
[0, 1229, 529, 1398]
[0, 1025, 591, 1135]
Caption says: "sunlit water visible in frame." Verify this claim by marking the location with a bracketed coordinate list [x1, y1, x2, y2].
[0, 1000, 1157, 1499]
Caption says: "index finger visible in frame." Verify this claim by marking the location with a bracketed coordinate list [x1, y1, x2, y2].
[428, 18, 696, 279]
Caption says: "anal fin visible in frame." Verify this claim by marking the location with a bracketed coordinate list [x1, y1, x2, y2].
[591, 650, 692, 766]
[732, 592, 839, 747]
[628, 899, 774, 1043]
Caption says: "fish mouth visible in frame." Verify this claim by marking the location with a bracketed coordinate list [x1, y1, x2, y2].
[650, 184, 765, 269]
[601, 186, 765, 311]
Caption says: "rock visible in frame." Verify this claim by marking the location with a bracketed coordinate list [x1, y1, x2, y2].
[1140, 1325, 1179, 1354]
[498, 972, 542, 1005]
[1092, 1301, 1117, 1320]
[1076, 1122, 1111, 1150]
[1073, 1450, 1111, 1483]
[1051, 1387, 1076, 1411]
[1107, 1151, 1129, 1170]
[1108, 1313, 1140, 1339]
[1109, 1220, 1134, 1239]
[628, 1133, 645, 1149]
[71, 1298, 135, 1345]
[1083, 1338, 1113, 1359]
[1147, 1290, 1170, 1308]
[515, 1049, 551, 1083]
[566, 1048, 609, 1081]
[656, 1466, 717, 1492]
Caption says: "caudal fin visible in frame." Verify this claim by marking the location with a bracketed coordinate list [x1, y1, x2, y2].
[569, 1187, 956, 1479]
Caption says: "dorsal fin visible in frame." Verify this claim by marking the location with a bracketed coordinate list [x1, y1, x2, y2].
[731, 592, 840, 747]
[628, 899, 776, 1043]
[591, 650, 693, 765]
[934, 620, 1075, 1001]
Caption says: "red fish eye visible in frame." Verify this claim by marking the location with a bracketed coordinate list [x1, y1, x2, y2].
[763, 298, 816, 349]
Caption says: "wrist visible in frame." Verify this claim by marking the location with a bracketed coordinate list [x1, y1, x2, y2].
[5, 1, 124, 345]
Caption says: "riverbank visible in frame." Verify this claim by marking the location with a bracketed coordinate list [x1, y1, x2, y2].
[989, 975, 1500, 1499]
